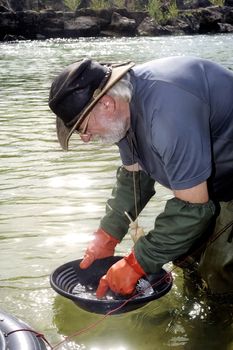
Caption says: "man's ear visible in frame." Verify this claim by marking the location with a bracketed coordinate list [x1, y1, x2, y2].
[98, 95, 115, 113]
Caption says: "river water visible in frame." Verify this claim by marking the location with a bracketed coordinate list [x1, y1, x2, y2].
[0, 34, 233, 350]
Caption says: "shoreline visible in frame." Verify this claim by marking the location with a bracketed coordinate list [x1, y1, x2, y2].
[1, 6, 233, 41]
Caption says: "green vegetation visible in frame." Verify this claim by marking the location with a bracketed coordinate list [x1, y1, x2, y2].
[148, 0, 163, 21]
[0, 0, 185, 23]
[210, 0, 224, 5]
[91, 0, 126, 9]
[90, 0, 109, 9]
[63, 0, 81, 11]
[109, 0, 125, 8]
[166, 1, 179, 20]
[148, 0, 179, 22]
[67, 0, 180, 22]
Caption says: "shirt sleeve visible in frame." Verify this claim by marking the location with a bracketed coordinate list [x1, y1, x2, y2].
[151, 83, 212, 190]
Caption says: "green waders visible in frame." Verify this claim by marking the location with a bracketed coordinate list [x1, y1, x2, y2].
[199, 200, 233, 296]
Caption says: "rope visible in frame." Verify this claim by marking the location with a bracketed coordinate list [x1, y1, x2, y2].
[128, 130, 142, 241]
[209, 219, 233, 244]
[6, 328, 53, 349]
[130, 135, 139, 220]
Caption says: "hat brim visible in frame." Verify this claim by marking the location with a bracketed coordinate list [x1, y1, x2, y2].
[56, 61, 135, 151]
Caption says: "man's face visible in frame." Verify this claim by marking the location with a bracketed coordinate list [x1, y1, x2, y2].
[91, 114, 128, 144]
[77, 97, 129, 144]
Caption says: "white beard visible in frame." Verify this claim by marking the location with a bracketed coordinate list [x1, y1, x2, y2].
[94, 117, 128, 144]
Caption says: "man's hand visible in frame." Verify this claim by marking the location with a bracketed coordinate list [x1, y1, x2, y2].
[96, 251, 145, 297]
[80, 228, 119, 269]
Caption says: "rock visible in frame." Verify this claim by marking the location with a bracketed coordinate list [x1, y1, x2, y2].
[198, 0, 212, 7]
[16, 10, 38, 38]
[77, 0, 92, 9]
[8, 0, 24, 12]
[75, 8, 101, 17]
[0, 5, 233, 40]
[183, 0, 212, 9]
[137, 16, 159, 35]
[3, 33, 17, 40]
[138, 15, 195, 36]
[63, 11, 76, 20]
[179, 10, 201, 33]
[175, 18, 196, 33]
[39, 8, 62, 18]
[157, 24, 183, 35]
[125, 10, 148, 26]
[0, 5, 10, 12]
[35, 10, 63, 38]
[64, 16, 101, 37]
[217, 21, 233, 31]
[198, 7, 223, 33]
[39, 18, 64, 37]
[224, 0, 233, 5]
[109, 11, 137, 35]
[222, 6, 233, 23]
[41, 0, 65, 11]
[36, 33, 46, 40]
[0, 12, 17, 40]
[3, 33, 25, 41]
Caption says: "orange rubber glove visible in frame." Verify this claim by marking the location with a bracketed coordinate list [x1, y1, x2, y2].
[96, 251, 145, 297]
[80, 228, 120, 269]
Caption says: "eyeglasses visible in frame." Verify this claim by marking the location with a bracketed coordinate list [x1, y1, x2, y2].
[74, 112, 92, 136]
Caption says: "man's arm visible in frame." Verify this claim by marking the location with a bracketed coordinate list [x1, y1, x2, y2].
[100, 164, 155, 240]
[174, 181, 209, 204]
[80, 163, 155, 269]
[96, 180, 215, 297]
[124, 164, 209, 204]
[134, 180, 215, 274]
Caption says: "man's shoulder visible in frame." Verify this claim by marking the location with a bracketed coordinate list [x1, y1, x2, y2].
[133, 56, 204, 76]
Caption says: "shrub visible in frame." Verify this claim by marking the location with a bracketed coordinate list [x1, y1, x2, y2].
[211, 0, 224, 5]
[147, 0, 178, 23]
[63, 0, 81, 11]
[91, 0, 111, 9]
[147, 0, 163, 22]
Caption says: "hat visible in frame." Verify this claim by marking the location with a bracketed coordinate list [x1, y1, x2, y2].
[49, 58, 135, 150]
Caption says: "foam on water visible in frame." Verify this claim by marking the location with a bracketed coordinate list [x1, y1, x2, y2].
[72, 283, 115, 300]
[136, 278, 154, 298]
[72, 278, 154, 301]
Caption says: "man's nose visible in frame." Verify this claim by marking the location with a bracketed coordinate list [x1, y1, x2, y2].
[80, 133, 92, 143]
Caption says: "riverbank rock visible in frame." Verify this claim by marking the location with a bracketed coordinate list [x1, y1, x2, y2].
[0, 5, 9, 12]
[0, 5, 233, 41]
[108, 12, 137, 35]
[64, 15, 102, 37]
[225, 0, 233, 5]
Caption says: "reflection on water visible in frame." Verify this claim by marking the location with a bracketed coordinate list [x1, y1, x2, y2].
[0, 35, 233, 349]
[52, 289, 233, 350]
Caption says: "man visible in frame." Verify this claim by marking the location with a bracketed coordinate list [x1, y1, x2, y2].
[49, 57, 233, 300]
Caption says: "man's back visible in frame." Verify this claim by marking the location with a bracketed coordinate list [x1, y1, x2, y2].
[126, 57, 233, 201]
